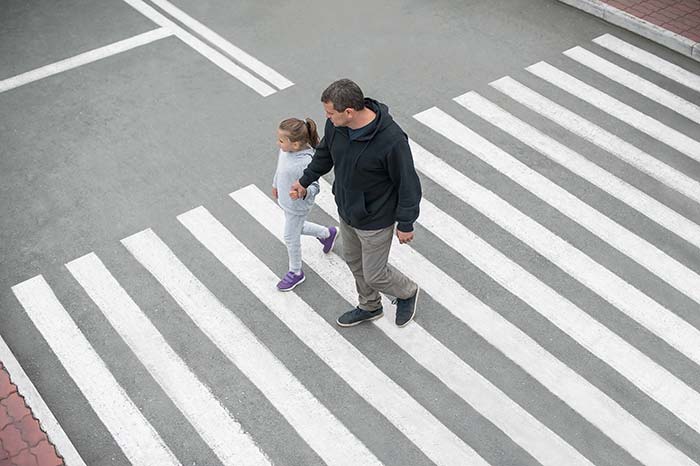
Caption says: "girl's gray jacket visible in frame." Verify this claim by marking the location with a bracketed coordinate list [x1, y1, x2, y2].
[272, 147, 320, 214]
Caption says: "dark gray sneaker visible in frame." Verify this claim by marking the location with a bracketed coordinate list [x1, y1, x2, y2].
[395, 288, 419, 327]
[336, 307, 384, 327]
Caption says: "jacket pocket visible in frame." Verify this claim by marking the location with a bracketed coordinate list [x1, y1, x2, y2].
[337, 186, 369, 224]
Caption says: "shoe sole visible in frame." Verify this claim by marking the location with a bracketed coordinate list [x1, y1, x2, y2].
[277, 275, 306, 292]
[324, 230, 338, 254]
[396, 288, 419, 328]
[336, 312, 384, 327]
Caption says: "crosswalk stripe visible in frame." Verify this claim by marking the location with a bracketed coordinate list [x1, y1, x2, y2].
[310, 172, 696, 466]
[593, 34, 700, 93]
[146, 0, 293, 90]
[406, 136, 700, 380]
[490, 76, 700, 205]
[233, 184, 595, 466]
[121, 229, 382, 466]
[11, 276, 180, 466]
[564, 46, 700, 124]
[527, 61, 700, 163]
[66, 252, 272, 466]
[177, 206, 489, 466]
[0, 335, 87, 466]
[418, 104, 700, 306]
[120, 0, 276, 96]
[417, 196, 700, 434]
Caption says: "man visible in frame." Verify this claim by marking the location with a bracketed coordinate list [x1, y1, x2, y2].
[290, 79, 422, 328]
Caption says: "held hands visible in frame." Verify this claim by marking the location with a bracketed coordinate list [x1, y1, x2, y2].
[272, 187, 278, 199]
[396, 229, 414, 244]
[289, 180, 307, 200]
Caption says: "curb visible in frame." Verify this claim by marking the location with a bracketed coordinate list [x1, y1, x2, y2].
[556, 0, 700, 61]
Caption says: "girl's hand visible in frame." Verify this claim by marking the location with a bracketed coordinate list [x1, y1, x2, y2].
[272, 188, 278, 199]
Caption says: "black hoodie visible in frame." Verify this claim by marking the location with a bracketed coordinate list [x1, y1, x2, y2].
[299, 98, 422, 232]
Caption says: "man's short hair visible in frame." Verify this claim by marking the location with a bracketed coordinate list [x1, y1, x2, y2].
[321, 79, 365, 112]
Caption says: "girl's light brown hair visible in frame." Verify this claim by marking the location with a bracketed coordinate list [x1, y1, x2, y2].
[278, 118, 320, 148]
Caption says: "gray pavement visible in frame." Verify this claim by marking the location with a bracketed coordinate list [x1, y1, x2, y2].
[2, 0, 700, 465]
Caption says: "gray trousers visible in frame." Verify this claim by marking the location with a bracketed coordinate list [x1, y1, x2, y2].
[284, 211, 329, 273]
[340, 220, 417, 311]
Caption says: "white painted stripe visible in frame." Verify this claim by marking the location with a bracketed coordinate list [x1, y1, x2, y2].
[593, 34, 700, 93]
[0, 28, 171, 94]
[418, 196, 700, 435]
[418, 105, 700, 312]
[147, 0, 293, 90]
[310, 164, 696, 466]
[66, 253, 271, 466]
[406, 134, 700, 381]
[122, 229, 382, 466]
[233, 184, 595, 466]
[490, 76, 700, 205]
[11, 276, 180, 466]
[177, 207, 487, 466]
[0, 335, 87, 466]
[457, 92, 700, 252]
[120, 0, 276, 96]
[527, 61, 700, 163]
[564, 46, 700, 124]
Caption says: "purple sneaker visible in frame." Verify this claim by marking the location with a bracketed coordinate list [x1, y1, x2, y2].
[318, 226, 338, 254]
[276, 271, 305, 291]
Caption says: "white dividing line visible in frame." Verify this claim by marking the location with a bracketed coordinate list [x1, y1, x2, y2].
[490, 76, 700, 205]
[0, 335, 86, 466]
[66, 253, 271, 466]
[0, 28, 171, 94]
[121, 229, 382, 466]
[593, 34, 700, 93]
[564, 46, 700, 124]
[406, 135, 700, 376]
[417, 197, 700, 435]
[11, 276, 180, 466]
[310, 165, 696, 466]
[121, 0, 276, 96]
[177, 206, 488, 466]
[417, 105, 700, 309]
[457, 92, 700, 250]
[147, 0, 293, 90]
[233, 184, 595, 466]
[527, 61, 700, 163]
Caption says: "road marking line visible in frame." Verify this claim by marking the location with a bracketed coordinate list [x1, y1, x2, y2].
[66, 253, 271, 466]
[147, 0, 293, 90]
[527, 61, 700, 163]
[407, 134, 700, 377]
[564, 46, 700, 124]
[121, 0, 276, 96]
[593, 34, 700, 93]
[417, 195, 700, 435]
[416, 106, 700, 321]
[311, 163, 696, 466]
[177, 206, 488, 466]
[490, 76, 700, 205]
[233, 184, 596, 466]
[0, 335, 87, 466]
[11, 276, 180, 466]
[0, 28, 171, 94]
[457, 90, 700, 255]
[122, 229, 383, 466]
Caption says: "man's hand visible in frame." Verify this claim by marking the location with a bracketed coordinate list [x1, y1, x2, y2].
[289, 180, 307, 200]
[272, 187, 278, 199]
[396, 229, 414, 244]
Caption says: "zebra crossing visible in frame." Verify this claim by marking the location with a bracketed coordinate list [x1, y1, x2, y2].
[8, 33, 700, 465]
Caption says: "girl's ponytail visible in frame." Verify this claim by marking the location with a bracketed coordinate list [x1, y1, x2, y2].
[305, 118, 320, 148]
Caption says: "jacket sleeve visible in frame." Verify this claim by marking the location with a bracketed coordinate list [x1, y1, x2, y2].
[304, 180, 320, 201]
[387, 135, 422, 232]
[299, 121, 334, 188]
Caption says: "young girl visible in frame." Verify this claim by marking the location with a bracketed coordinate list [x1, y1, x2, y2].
[272, 117, 338, 291]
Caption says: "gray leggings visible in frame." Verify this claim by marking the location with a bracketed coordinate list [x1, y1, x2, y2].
[284, 211, 329, 273]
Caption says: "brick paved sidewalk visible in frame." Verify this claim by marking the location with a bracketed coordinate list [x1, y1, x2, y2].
[603, 0, 700, 42]
[0, 364, 63, 466]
